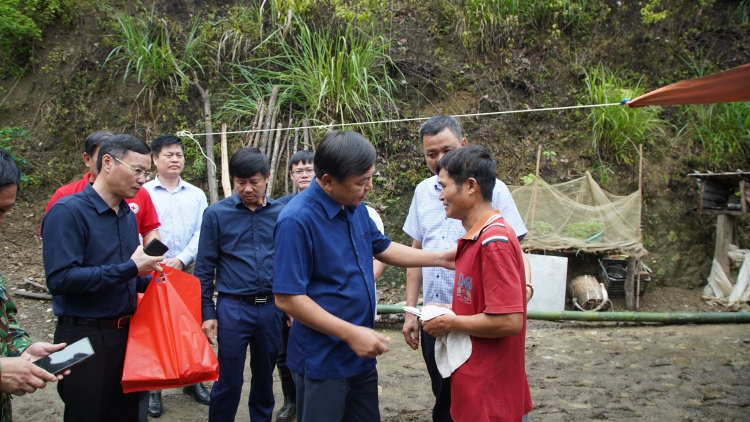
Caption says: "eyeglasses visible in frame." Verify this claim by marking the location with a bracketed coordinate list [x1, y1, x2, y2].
[114, 157, 151, 180]
[291, 168, 315, 176]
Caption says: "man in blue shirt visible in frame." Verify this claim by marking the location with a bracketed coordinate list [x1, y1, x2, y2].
[273, 131, 455, 422]
[196, 147, 284, 422]
[277, 149, 314, 205]
[42, 135, 164, 422]
[143, 134, 210, 417]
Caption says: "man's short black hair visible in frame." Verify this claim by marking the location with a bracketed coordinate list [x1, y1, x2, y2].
[288, 150, 314, 172]
[229, 147, 270, 179]
[436, 145, 495, 203]
[314, 131, 376, 182]
[0, 147, 20, 189]
[150, 134, 184, 157]
[96, 134, 151, 172]
[84, 130, 116, 157]
[418, 115, 463, 143]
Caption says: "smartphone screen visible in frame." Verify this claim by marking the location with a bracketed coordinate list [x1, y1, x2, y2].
[33, 337, 95, 374]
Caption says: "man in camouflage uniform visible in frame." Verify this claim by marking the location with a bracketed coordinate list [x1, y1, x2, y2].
[0, 147, 67, 421]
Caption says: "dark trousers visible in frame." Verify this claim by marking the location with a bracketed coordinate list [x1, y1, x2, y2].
[277, 314, 295, 398]
[292, 367, 379, 422]
[421, 327, 453, 422]
[54, 322, 139, 422]
[208, 295, 282, 422]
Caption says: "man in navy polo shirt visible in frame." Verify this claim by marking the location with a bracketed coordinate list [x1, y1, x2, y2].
[196, 147, 284, 422]
[42, 134, 164, 422]
[273, 131, 455, 422]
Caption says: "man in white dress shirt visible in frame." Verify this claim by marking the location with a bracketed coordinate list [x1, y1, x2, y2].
[143, 134, 209, 418]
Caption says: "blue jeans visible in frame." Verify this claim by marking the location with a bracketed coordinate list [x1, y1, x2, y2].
[207, 295, 282, 422]
[292, 367, 380, 422]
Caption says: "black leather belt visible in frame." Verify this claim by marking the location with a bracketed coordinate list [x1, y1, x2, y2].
[58, 315, 133, 329]
[223, 293, 273, 305]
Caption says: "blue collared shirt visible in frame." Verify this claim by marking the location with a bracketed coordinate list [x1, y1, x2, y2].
[144, 175, 208, 266]
[403, 175, 528, 305]
[196, 193, 283, 321]
[273, 181, 391, 380]
[42, 184, 149, 318]
[276, 192, 296, 205]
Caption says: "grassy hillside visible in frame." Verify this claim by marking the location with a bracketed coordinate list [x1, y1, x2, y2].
[1, 0, 749, 290]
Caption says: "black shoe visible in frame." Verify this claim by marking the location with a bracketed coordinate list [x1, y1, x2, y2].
[148, 391, 163, 417]
[183, 383, 210, 405]
[276, 398, 296, 422]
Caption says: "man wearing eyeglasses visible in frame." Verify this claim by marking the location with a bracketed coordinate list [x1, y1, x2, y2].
[277, 150, 315, 205]
[43, 130, 161, 245]
[142, 134, 210, 417]
[42, 134, 165, 421]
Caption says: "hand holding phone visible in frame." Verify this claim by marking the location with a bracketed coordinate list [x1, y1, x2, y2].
[33, 337, 95, 375]
[143, 239, 169, 256]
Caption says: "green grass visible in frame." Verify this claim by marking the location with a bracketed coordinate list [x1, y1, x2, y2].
[441, 0, 601, 51]
[685, 102, 750, 168]
[582, 64, 671, 166]
[219, 19, 399, 140]
[103, 8, 203, 106]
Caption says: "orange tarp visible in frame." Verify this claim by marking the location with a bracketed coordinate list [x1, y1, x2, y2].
[627, 63, 750, 108]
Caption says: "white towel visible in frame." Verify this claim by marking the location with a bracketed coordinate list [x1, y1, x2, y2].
[420, 305, 472, 378]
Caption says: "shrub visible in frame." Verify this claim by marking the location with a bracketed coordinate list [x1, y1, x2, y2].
[583, 64, 671, 165]
[0, 0, 76, 77]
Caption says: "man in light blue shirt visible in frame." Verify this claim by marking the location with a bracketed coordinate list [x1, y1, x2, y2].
[143, 134, 209, 417]
[401, 115, 530, 422]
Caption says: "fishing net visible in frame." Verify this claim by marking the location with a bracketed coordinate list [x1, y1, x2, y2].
[509, 172, 645, 256]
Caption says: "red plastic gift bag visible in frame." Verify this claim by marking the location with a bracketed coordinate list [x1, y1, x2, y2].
[121, 266, 218, 393]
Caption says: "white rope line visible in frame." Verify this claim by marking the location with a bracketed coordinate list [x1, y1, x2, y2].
[175, 102, 622, 138]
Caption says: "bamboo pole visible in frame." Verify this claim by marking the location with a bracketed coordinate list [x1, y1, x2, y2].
[303, 118, 311, 151]
[252, 99, 265, 148]
[267, 122, 283, 197]
[292, 128, 299, 155]
[528, 145, 542, 241]
[374, 305, 750, 324]
[259, 86, 279, 150]
[246, 98, 262, 147]
[261, 108, 279, 156]
[220, 123, 231, 198]
[636, 144, 643, 310]
[285, 130, 290, 196]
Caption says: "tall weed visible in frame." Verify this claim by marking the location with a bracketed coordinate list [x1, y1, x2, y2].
[684, 102, 750, 168]
[103, 9, 203, 106]
[583, 64, 670, 165]
[220, 19, 399, 139]
[442, 0, 601, 51]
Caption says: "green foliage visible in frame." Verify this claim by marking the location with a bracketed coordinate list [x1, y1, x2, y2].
[684, 102, 750, 168]
[220, 19, 399, 139]
[737, 0, 750, 24]
[640, 0, 715, 25]
[273, 0, 390, 25]
[533, 221, 554, 236]
[564, 219, 603, 239]
[0, 127, 31, 185]
[583, 64, 670, 165]
[441, 0, 601, 51]
[103, 8, 203, 106]
[0, 0, 76, 78]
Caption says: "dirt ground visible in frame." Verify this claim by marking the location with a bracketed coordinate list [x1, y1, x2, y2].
[4, 202, 750, 421]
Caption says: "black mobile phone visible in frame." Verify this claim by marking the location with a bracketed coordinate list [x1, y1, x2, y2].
[143, 238, 169, 256]
[33, 337, 95, 375]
